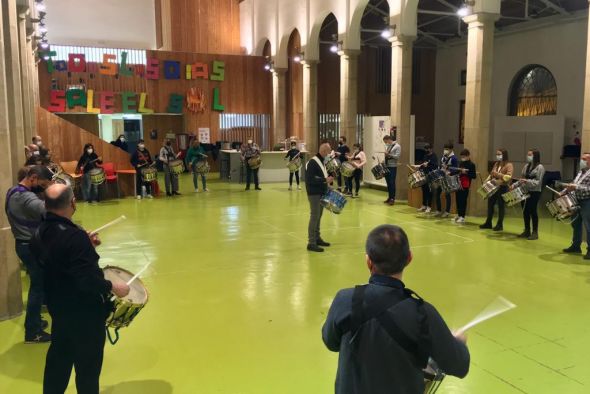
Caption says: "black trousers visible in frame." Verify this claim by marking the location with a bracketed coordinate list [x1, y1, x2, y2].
[435, 188, 451, 213]
[421, 184, 432, 207]
[246, 165, 259, 188]
[345, 169, 363, 194]
[337, 172, 347, 191]
[135, 170, 152, 196]
[44, 313, 106, 394]
[456, 189, 470, 217]
[289, 171, 300, 186]
[485, 185, 508, 226]
[522, 191, 541, 232]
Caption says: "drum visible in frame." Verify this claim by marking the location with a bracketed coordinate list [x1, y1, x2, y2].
[440, 175, 463, 194]
[423, 359, 445, 394]
[196, 160, 210, 174]
[547, 193, 579, 221]
[287, 157, 302, 173]
[248, 156, 262, 169]
[341, 162, 356, 178]
[141, 167, 158, 183]
[53, 173, 74, 187]
[477, 180, 499, 199]
[427, 170, 445, 188]
[371, 163, 389, 180]
[408, 170, 428, 189]
[88, 168, 106, 185]
[168, 159, 185, 175]
[320, 189, 348, 214]
[502, 186, 529, 207]
[103, 266, 149, 344]
[325, 158, 341, 176]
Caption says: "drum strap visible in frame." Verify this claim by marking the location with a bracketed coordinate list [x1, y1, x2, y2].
[348, 285, 430, 369]
[311, 156, 328, 178]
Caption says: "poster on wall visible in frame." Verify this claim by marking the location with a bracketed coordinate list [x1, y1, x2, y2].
[198, 128, 211, 144]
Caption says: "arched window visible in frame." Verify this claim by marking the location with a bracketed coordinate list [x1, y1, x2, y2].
[509, 65, 557, 116]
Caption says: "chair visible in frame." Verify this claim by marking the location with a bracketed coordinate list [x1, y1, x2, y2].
[60, 161, 83, 195]
[101, 162, 120, 198]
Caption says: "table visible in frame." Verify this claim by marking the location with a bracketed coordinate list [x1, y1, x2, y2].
[219, 150, 308, 183]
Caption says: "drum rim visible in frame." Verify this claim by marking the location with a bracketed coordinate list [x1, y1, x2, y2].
[103, 265, 150, 305]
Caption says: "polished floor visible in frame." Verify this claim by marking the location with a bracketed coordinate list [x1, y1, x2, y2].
[1, 175, 590, 393]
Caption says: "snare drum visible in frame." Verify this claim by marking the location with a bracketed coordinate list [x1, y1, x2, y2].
[320, 189, 348, 214]
[53, 172, 74, 187]
[427, 170, 445, 188]
[547, 193, 579, 221]
[477, 180, 499, 199]
[168, 159, 185, 175]
[408, 170, 428, 189]
[141, 167, 158, 183]
[88, 168, 106, 185]
[103, 266, 149, 344]
[423, 359, 445, 394]
[248, 156, 262, 169]
[325, 158, 341, 176]
[440, 175, 463, 194]
[502, 186, 529, 207]
[341, 162, 356, 178]
[196, 160, 210, 174]
[371, 163, 389, 180]
[287, 157, 302, 173]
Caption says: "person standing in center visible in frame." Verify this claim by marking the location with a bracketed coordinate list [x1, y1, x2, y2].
[454, 149, 477, 224]
[285, 140, 301, 191]
[241, 138, 262, 191]
[415, 143, 438, 213]
[383, 135, 400, 206]
[334, 136, 351, 193]
[345, 143, 367, 198]
[480, 148, 513, 231]
[76, 144, 102, 204]
[159, 138, 181, 197]
[306, 142, 334, 253]
[187, 139, 209, 193]
[130, 139, 154, 199]
[435, 143, 459, 218]
[518, 149, 545, 240]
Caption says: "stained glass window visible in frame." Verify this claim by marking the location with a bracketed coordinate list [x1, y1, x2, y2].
[509, 65, 557, 116]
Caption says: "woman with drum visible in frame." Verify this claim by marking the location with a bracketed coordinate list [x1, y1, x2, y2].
[345, 143, 367, 198]
[76, 143, 102, 204]
[159, 138, 182, 196]
[241, 138, 262, 191]
[130, 139, 154, 199]
[285, 141, 301, 191]
[435, 143, 458, 218]
[454, 149, 477, 224]
[187, 139, 209, 193]
[517, 149, 545, 240]
[415, 143, 438, 213]
[480, 148, 513, 231]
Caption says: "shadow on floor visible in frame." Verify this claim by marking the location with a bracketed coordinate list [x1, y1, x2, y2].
[538, 252, 590, 266]
[0, 342, 47, 382]
[101, 379, 173, 394]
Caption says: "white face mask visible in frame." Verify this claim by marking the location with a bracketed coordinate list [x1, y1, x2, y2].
[138, 144, 145, 150]
[496, 154, 503, 161]
[581, 159, 588, 170]
[526, 155, 533, 163]
[120, 137, 125, 142]
[443, 149, 450, 156]
[32, 151, 39, 156]
[461, 157, 468, 162]
[247, 140, 253, 145]
[87, 149, 93, 154]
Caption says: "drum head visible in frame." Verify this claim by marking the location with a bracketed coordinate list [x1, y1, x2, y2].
[103, 266, 148, 305]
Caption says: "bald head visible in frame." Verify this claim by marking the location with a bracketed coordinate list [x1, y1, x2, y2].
[45, 184, 75, 213]
[319, 142, 332, 157]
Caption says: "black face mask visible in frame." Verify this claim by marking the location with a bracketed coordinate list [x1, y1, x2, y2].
[31, 186, 45, 194]
[166, 142, 172, 147]
[338, 142, 343, 146]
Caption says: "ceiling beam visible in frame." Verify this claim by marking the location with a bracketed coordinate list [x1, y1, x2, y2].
[436, 0, 459, 11]
[418, 9, 457, 17]
[365, 3, 389, 18]
[419, 15, 450, 28]
[537, 0, 569, 16]
[418, 29, 448, 47]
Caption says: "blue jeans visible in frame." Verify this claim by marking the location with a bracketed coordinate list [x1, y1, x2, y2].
[83, 173, 99, 202]
[385, 167, 397, 200]
[15, 241, 44, 335]
[571, 199, 590, 249]
[191, 163, 207, 190]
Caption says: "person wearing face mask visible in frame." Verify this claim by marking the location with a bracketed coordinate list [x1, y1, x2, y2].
[187, 139, 209, 193]
[435, 143, 459, 218]
[241, 138, 262, 191]
[516, 149, 544, 240]
[30, 184, 130, 393]
[112, 134, 129, 152]
[76, 144, 103, 204]
[334, 136, 351, 193]
[306, 142, 334, 252]
[5, 165, 54, 343]
[562, 153, 590, 259]
[345, 143, 367, 198]
[382, 135, 401, 205]
[454, 149, 477, 224]
[414, 143, 438, 213]
[285, 141, 301, 191]
[130, 139, 154, 199]
[480, 149, 513, 231]
[33, 135, 43, 148]
[160, 139, 181, 196]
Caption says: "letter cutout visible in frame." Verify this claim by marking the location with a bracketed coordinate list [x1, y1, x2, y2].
[119, 51, 133, 76]
[138, 93, 154, 114]
[186, 65, 192, 80]
[210, 61, 225, 81]
[212, 88, 225, 112]
[55, 60, 67, 72]
[121, 91, 137, 113]
[192, 63, 209, 80]
[100, 91, 115, 114]
[68, 54, 86, 73]
[86, 90, 101, 114]
[48, 90, 66, 112]
[146, 58, 160, 80]
[163, 61, 181, 79]
[39, 50, 57, 73]
[100, 54, 118, 76]
[167, 93, 184, 113]
[66, 89, 87, 109]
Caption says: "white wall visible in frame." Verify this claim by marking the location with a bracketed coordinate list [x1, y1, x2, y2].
[46, 0, 156, 49]
[434, 17, 588, 175]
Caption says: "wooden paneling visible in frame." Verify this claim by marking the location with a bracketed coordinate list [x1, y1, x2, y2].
[317, 45, 341, 114]
[141, 114, 185, 156]
[57, 114, 100, 136]
[37, 107, 133, 171]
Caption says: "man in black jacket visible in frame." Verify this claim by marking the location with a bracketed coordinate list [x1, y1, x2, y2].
[30, 184, 130, 394]
[305, 142, 334, 252]
[322, 224, 470, 393]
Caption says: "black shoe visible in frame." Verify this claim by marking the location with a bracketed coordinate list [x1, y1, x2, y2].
[245, 187, 250, 191]
[25, 330, 51, 344]
[384, 199, 391, 204]
[528, 232, 538, 240]
[493, 225, 503, 232]
[479, 223, 492, 229]
[317, 239, 331, 247]
[166, 192, 172, 197]
[173, 191, 181, 196]
[307, 244, 324, 252]
[387, 200, 395, 206]
[563, 245, 582, 254]
[518, 231, 530, 238]
[584, 252, 590, 260]
[255, 187, 262, 191]
[41, 319, 49, 330]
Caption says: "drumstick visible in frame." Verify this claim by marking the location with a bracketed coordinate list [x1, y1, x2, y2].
[546, 185, 561, 195]
[109, 261, 152, 301]
[89, 215, 126, 236]
[456, 296, 516, 334]
[1, 226, 10, 231]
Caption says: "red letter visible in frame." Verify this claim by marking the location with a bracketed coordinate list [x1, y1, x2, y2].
[68, 54, 86, 73]
[48, 90, 66, 112]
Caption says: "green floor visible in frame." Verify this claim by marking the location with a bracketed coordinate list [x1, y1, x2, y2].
[1, 174, 590, 393]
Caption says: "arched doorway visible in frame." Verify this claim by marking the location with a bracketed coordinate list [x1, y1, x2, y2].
[286, 30, 303, 141]
[317, 13, 340, 147]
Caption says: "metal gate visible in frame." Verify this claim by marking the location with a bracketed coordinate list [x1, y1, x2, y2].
[318, 113, 365, 147]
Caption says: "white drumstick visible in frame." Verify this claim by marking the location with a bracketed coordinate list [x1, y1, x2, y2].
[90, 215, 126, 236]
[545, 185, 561, 195]
[1, 226, 10, 231]
[457, 296, 516, 334]
[110, 261, 152, 301]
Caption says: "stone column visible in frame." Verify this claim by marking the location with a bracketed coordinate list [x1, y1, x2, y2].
[462, 13, 500, 215]
[339, 49, 360, 145]
[18, 9, 33, 144]
[389, 35, 415, 202]
[2, 0, 25, 178]
[302, 60, 318, 155]
[0, 0, 24, 321]
[582, 0, 590, 152]
[272, 68, 287, 147]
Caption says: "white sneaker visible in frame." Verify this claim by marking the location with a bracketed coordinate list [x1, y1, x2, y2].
[434, 211, 442, 217]
[136, 195, 142, 200]
[441, 212, 449, 218]
[194, 189, 200, 193]
[288, 186, 292, 191]
[457, 217, 466, 224]
[297, 185, 301, 190]
[146, 194, 154, 199]
[204, 188, 209, 192]
[417, 206, 427, 212]
[425, 207, 432, 213]
[453, 216, 459, 223]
